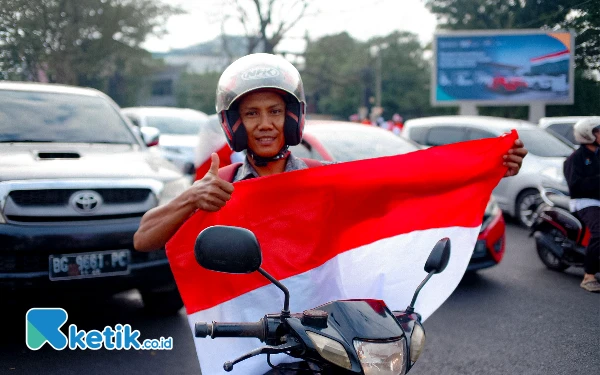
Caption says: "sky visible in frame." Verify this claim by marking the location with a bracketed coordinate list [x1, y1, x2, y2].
[142, 0, 439, 53]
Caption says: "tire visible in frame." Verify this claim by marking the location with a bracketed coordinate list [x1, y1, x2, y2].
[515, 189, 542, 228]
[536, 229, 569, 272]
[140, 287, 184, 316]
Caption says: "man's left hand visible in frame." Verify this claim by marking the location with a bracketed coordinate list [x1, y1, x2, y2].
[503, 139, 528, 177]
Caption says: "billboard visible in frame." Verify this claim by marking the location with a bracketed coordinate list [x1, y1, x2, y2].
[431, 30, 575, 105]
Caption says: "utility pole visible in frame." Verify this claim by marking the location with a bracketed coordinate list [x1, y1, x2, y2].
[375, 47, 382, 109]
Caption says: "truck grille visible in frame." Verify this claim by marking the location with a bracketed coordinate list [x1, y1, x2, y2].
[1, 183, 159, 224]
[9, 189, 151, 206]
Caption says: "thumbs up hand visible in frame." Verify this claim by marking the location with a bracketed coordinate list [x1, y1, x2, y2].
[192, 153, 235, 212]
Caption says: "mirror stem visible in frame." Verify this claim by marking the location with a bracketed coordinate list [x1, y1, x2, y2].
[258, 268, 291, 317]
[406, 271, 435, 314]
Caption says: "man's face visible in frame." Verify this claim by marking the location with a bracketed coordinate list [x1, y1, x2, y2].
[238, 90, 286, 158]
[593, 127, 600, 143]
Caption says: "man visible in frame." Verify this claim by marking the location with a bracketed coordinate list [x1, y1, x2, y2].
[563, 117, 600, 292]
[133, 53, 528, 252]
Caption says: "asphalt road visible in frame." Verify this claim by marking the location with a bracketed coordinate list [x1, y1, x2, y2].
[2, 222, 599, 375]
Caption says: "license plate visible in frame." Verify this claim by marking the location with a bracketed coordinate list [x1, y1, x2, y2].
[49, 250, 131, 281]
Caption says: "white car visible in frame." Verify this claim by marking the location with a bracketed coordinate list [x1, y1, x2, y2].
[538, 116, 599, 148]
[401, 116, 575, 227]
[121, 107, 209, 176]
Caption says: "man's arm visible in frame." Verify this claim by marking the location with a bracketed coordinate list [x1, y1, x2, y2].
[133, 153, 234, 252]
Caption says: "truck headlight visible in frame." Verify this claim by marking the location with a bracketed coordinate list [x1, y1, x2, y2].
[353, 338, 406, 375]
[306, 331, 352, 370]
[158, 177, 191, 206]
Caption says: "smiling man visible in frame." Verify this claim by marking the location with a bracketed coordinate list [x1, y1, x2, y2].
[133, 53, 527, 252]
[133, 54, 315, 251]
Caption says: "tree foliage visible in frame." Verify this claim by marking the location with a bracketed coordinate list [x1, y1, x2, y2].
[302, 31, 446, 120]
[175, 71, 221, 114]
[0, 0, 182, 105]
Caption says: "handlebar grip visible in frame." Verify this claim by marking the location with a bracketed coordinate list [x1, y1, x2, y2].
[195, 321, 266, 341]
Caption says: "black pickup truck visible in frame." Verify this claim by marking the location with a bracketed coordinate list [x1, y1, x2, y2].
[0, 82, 190, 315]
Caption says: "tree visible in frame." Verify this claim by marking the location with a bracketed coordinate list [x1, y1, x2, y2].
[0, 0, 183, 105]
[302, 32, 368, 119]
[176, 71, 221, 114]
[372, 32, 436, 119]
[217, 0, 313, 54]
[302, 31, 444, 120]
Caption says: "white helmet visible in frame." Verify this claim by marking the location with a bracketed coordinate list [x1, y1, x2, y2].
[573, 117, 600, 144]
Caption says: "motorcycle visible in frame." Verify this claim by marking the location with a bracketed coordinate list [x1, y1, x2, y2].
[530, 186, 590, 271]
[192, 225, 451, 374]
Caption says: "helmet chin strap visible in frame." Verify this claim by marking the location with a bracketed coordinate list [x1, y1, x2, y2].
[247, 146, 290, 167]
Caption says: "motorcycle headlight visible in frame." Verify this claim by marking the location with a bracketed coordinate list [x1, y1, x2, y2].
[158, 177, 191, 206]
[409, 323, 426, 363]
[306, 331, 352, 370]
[353, 338, 406, 375]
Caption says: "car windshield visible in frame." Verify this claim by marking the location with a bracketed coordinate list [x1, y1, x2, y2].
[518, 128, 574, 157]
[307, 125, 420, 162]
[146, 114, 204, 135]
[0, 90, 137, 144]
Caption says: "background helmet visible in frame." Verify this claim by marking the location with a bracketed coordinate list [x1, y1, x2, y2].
[573, 117, 600, 144]
[215, 53, 306, 152]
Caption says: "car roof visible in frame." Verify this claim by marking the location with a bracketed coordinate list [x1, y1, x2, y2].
[403, 115, 537, 134]
[538, 116, 591, 127]
[0, 81, 104, 97]
[121, 106, 208, 116]
[304, 119, 423, 147]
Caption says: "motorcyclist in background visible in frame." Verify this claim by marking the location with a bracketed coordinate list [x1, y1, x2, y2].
[563, 117, 600, 292]
[133, 53, 528, 253]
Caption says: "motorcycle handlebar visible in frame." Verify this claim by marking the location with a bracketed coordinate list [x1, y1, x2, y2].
[195, 320, 266, 341]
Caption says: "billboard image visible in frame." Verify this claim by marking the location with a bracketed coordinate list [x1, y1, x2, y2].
[431, 30, 575, 105]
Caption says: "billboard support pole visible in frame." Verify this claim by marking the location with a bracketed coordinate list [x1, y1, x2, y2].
[529, 102, 546, 123]
[459, 103, 478, 116]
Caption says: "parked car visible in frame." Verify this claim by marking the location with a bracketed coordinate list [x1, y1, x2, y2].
[121, 106, 209, 176]
[538, 116, 599, 148]
[289, 121, 506, 271]
[401, 115, 574, 227]
[488, 76, 528, 93]
[0, 82, 190, 314]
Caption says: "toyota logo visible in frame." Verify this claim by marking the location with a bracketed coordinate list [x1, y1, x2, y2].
[70, 190, 103, 214]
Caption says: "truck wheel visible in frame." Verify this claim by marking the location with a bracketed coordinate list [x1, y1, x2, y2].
[516, 189, 542, 228]
[140, 287, 183, 316]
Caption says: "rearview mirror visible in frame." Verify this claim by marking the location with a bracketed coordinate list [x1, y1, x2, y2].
[424, 237, 451, 274]
[194, 226, 262, 274]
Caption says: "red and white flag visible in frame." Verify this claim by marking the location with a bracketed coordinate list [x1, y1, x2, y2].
[167, 131, 518, 374]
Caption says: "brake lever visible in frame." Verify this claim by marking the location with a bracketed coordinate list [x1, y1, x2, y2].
[223, 338, 303, 372]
